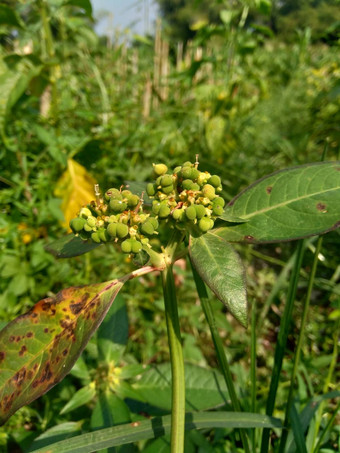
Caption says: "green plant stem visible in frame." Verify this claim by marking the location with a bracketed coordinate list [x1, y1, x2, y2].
[260, 239, 306, 453]
[161, 231, 185, 453]
[251, 299, 257, 450]
[278, 236, 323, 453]
[191, 263, 251, 453]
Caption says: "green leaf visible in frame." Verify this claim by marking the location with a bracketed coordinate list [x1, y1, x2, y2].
[0, 279, 125, 425]
[63, 0, 93, 17]
[27, 422, 83, 452]
[289, 404, 308, 453]
[189, 233, 247, 327]
[218, 162, 340, 243]
[132, 363, 229, 411]
[0, 5, 24, 28]
[60, 384, 96, 415]
[30, 411, 282, 453]
[45, 234, 101, 258]
[91, 392, 131, 430]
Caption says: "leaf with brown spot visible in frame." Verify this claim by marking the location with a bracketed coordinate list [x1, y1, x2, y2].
[0, 279, 125, 425]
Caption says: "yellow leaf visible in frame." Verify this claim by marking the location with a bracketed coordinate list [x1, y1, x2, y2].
[54, 159, 96, 230]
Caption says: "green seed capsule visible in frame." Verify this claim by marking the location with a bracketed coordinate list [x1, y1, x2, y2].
[186, 205, 197, 220]
[98, 228, 109, 242]
[191, 168, 200, 180]
[191, 183, 200, 191]
[83, 223, 93, 232]
[127, 194, 140, 208]
[91, 232, 101, 243]
[121, 239, 132, 253]
[212, 205, 224, 216]
[162, 184, 174, 194]
[121, 190, 132, 199]
[152, 201, 161, 214]
[174, 166, 182, 174]
[79, 207, 92, 219]
[159, 205, 171, 218]
[181, 166, 193, 179]
[70, 217, 86, 232]
[161, 175, 173, 187]
[105, 188, 122, 200]
[202, 184, 216, 200]
[195, 204, 206, 219]
[153, 163, 168, 176]
[208, 175, 221, 188]
[149, 217, 159, 229]
[116, 223, 129, 239]
[183, 161, 192, 167]
[107, 222, 118, 237]
[131, 240, 142, 254]
[182, 179, 193, 190]
[141, 221, 155, 235]
[199, 217, 214, 232]
[87, 216, 96, 227]
[146, 183, 156, 196]
[110, 199, 127, 213]
[212, 197, 225, 208]
[172, 208, 185, 221]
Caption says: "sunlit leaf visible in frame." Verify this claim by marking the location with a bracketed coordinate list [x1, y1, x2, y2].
[189, 233, 247, 326]
[218, 162, 340, 243]
[0, 279, 125, 425]
[54, 159, 96, 229]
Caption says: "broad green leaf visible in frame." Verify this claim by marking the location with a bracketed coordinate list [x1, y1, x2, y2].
[132, 363, 229, 411]
[45, 234, 101, 258]
[30, 411, 282, 453]
[60, 383, 96, 415]
[189, 233, 247, 327]
[0, 279, 125, 425]
[218, 162, 340, 243]
[91, 392, 131, 430]
[28, 422, 83, 452]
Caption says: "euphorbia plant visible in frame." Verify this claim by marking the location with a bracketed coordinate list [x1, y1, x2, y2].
[0, 158, 339, 452]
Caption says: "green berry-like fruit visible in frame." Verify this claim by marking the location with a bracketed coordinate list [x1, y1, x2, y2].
[149, 217, 159, 229]
[212, 197, 225, 208]
[181, 166, 193, 179]
[87, 216, 96, 227]
[121, 190, 132, 198]
[110, 199, 127, 212]
[141, 221, 155, 235]
[199, 217, 214, 232]
[131, 240, 142, 254]
[116, 223, 129, 239]
[146, 183, 156, 196]
[105, 188, 122, 200]
[70, 217, 86, 232]
[83, 223, 93, 232]
[127, 194, 140, 208]
[182, 179, 193, 190]
[191, 168, 200, 180]
[121, 239, 132, 253]
[152, 201, 161, 215]
[172, 208, 185, 221]
[98, 228, 109, 242]
[208, 175, 221, 188]
[195, 204, 206, 219]
[186, 205, 197, 220]
[160, 175, 173, 187]
[159, 205, 171, 218]
[107, 222, 118, 237]
[91, 232, 101, 243]
[79, 207, 92, 219]
[153, 163, 168, 176]
[183, 161, 192, 167]
[162, 184, 174, 194]
[212, 205, 224, 216]
[202, 184, 216, 200]
[191, 183, 200, 191]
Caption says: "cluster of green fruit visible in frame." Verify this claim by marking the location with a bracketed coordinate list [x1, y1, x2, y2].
[146, 162, 224, 233]
[70, 161, 225, 254]
[70, 188, 158, 255]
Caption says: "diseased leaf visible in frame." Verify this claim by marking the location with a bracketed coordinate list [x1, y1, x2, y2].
[218, 161, 340, 243]
[0, 279, 125, 425]
[54, 159, 96, 230]
[189, 233, 247, 326]
[45, 234, 101, 258]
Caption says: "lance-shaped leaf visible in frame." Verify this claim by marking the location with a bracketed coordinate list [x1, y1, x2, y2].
[0, 279, 125, 425]
[45, 234, 101, 258]
[189, 233, 247, 326]
[218, 161, 340, 243]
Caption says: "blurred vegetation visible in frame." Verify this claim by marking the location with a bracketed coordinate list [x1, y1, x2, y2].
[0, 0, 339, 451]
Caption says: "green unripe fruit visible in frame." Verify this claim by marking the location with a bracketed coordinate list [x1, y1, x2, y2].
[174, 166, 182, 174]
[79, 230, 91, 240]
[146, 183, 156, 196]
[212, 205, 224, 216]
[70, 217, 86, 232]
[121, 190, 132, 199]
[172, 208, 185, 221]
[191, 168, 200, 180]
[131, 240, 142, 254]
[107, 222, 118, 237]
[183, 161, 192, 167]
[98, 228, 109, 242]
[202, 184, 216, 200]
[87, 216, 96, 227]
[162, 184, 174, 194]
[79, 207, 92, 219]
[181, 166, 193, 179]
[153, 163, 168, 176]
[152, 201, 161, 215]
[212, 197, 225, 208]
[208, 175, 221, 188]
[199, 217, 214, 232]
[149, 217, 159, 229]
[91, 232, 101, 243]
[195, 204, 206, 219]
[116, 223, 129, 239]
[191, 183, 200, 191]
[110, 199, 127, 213]
[159, 205, 171, 218]
[127, 194, 140, 208]
[186, 205, 197, 220]
[105, 188, 122, 200]
[141, 221, 155, 235]
[84, 223, 93, 232]
[160, 175, 173, 187]
[182, 179, 193, 190]
[121, 239, 132, 253]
